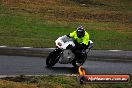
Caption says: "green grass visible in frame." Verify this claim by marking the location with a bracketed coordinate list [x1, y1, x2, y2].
[1, 75, 132, 88]
[89, 30, 132, 50]
[0, 0, 132, 50]
[0, 14, 71, 47]
[0, 12, 132, 50]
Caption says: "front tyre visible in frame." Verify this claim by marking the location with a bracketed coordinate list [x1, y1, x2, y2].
[46, 49, 61, 68]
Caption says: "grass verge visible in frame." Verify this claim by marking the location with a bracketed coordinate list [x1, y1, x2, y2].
[0, 0, 132, 50]
[0, 75, 132, 88]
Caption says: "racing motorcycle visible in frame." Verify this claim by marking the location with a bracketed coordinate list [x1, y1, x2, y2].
[46, 35, 93, 68]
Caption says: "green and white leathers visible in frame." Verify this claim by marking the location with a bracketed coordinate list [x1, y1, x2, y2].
[69, 31, 89, 45]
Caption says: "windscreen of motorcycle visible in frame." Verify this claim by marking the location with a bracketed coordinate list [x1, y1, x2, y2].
[60, 35, 72, 43]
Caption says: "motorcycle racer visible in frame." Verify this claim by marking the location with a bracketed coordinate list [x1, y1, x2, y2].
[46, 25, 93, 68]
[67, 26, 90, 64]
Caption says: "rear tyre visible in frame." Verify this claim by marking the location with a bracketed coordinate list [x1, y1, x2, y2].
[72, 58, 86, 68]
[46, 49, 61, 68]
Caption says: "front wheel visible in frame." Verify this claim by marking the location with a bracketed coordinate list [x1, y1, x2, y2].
[46, 49, 61, 68]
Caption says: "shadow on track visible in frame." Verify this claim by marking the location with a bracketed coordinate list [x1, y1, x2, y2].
[45, 66, 79, 74]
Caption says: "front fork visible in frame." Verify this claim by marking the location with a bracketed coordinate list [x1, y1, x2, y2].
[54, 48, 63, 60]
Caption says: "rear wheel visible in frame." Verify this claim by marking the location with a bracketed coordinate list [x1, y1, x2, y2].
[72, 58, 86, 68]
[72, 51, 87, 68]
[46, 49, 61, 68]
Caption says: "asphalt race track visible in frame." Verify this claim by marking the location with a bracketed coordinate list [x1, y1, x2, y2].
[0, 55, 132, 75]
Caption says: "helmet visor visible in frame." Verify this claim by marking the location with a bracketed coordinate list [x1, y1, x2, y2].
[77, 30, 85, 38]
